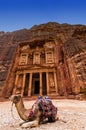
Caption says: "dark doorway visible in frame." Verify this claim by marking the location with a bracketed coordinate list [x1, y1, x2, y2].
[32, 73, 40, 95]
[34, 80, 39, 94]
[42, 72, 47, 95]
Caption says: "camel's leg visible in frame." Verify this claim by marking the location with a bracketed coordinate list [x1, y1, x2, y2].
[19, 121, 27, 126]
[21, 120, 39, 128]
[55, 114, 59, 121]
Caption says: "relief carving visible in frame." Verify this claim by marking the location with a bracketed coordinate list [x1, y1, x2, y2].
[49, 79, 55, 88]
[21, 45, 30, 51]
[49, 72, 55, 88]
[46, 51, 53, 63]
[44, 41, 54, 49]
[33, 52, 40, 64]
[19, 53, 27, 64]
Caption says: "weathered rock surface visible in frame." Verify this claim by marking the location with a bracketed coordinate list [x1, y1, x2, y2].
[0, 22, 86, 98]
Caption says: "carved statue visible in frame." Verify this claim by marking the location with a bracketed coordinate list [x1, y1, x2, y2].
[10, 94, 58, 128]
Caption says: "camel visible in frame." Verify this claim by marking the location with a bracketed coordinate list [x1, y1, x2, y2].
[10, 94, 58, 128]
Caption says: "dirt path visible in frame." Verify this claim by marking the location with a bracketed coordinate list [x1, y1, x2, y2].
[0, 99, 86, 130]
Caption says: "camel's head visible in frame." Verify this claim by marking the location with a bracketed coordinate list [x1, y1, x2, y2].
[9, 94, 21, 104]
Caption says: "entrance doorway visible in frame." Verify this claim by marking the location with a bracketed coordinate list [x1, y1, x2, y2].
[34, 80, 39, 94]
[32, 73, 40, 95]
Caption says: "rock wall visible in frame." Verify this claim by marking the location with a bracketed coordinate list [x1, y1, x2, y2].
[0, 22, 86, 98]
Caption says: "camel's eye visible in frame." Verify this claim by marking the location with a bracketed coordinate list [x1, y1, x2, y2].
[14, 96, 19, 100]
[13, 95, 21, 103]
[14, 95, 20, 101]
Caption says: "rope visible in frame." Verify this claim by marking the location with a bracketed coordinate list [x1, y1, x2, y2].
[11, 102, 17, 120]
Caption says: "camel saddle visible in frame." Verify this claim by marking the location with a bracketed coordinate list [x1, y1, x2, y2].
[29, 97, 57, 122]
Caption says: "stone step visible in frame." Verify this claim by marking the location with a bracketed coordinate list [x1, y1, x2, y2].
[23, 94, 76, 101]
[0, 94, 76, 102]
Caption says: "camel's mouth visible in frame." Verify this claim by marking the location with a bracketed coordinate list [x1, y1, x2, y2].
[9, 95, 14, 101]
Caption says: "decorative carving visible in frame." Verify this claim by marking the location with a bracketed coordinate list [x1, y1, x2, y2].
[35, 46, 40, 51]
[21, 45, 30, 51]
[33, 52, 40, 64]
[49, 72, 55, 88]
[49, 79, 55, 87]
[19, 53, 28, 65]
[46, 51, 54, 63]
[44, 41, 54, 49]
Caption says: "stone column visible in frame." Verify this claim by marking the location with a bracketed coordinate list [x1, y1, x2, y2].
[40, 72, 42, 95]
[46, 72, 49, 95]
[21, 73, 26, 96]
[28, 73, 32, 96]
[54, 72, 58, 94]
[13, 74, 19, 94]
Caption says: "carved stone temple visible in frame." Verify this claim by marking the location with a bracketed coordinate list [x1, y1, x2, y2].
[0, 22, 86, 98]
[12, 41, 59, 96]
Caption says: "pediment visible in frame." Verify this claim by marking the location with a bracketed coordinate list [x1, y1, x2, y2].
[44, 41, 55, 49]
[21, 45, 30, 52]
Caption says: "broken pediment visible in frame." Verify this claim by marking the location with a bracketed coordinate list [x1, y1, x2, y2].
[21, 45, 30, 52]
[44, 41, 55, 49]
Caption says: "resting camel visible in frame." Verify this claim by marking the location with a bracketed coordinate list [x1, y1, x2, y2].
[10, 94, 58, 128]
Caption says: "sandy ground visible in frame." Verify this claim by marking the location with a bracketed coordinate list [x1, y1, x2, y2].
[0, 99, 86, 130]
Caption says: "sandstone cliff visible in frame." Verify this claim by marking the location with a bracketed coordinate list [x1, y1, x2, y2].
[0, 22, 86, 98]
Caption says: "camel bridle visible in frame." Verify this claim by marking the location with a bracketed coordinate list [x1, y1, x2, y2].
[11, 102, 17, 120]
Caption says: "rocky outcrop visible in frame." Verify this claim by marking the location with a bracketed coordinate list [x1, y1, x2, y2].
[0, 22, 86, 98]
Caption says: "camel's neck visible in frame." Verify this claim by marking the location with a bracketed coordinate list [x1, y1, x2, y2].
[15, 98, 28, 121]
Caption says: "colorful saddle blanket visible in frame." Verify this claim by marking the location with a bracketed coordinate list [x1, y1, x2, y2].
[29, 97, 57, 121]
